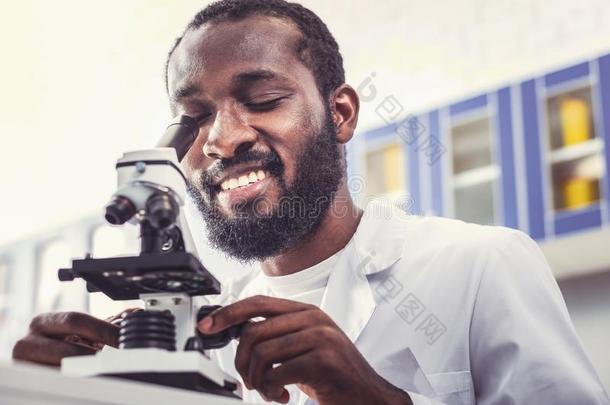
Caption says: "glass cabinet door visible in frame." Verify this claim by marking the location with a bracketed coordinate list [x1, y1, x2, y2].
[545, 86, 604, 212]
[450, 116, 499, 225]
[365, 143, 407, 206]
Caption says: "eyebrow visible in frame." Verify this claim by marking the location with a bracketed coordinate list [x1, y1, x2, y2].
[171, 69, 291, 102]
[171, 83, 201, 102]
[233, 69, 288, 84]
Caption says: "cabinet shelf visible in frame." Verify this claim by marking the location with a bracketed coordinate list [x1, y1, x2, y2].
[549, 146, 604, 211]
[452, 165, 500, 189]
[548, 138, 603, 165]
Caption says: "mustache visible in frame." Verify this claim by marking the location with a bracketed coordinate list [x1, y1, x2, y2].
[200, 149, 283, 192]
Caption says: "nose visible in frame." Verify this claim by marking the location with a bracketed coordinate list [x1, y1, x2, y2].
[202, 107, 257, 160]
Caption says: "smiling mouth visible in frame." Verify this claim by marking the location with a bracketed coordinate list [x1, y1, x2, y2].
[219, 169, 270, 191]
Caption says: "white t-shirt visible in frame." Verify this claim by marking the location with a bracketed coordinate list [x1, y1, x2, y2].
[216, 250, 343, 404]
[239, 250, 343, 307]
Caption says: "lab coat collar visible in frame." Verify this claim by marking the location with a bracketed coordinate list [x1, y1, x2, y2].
[351, 200, 409, 274]
[320, 201, 408, 341]
[299, 202, 409, 405]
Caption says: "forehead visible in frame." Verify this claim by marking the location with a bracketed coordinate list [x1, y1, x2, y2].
[168, 15, 308, 95]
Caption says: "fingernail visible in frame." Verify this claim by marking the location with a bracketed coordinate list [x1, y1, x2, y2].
[280, 390, 290, 404]
[199, 316, 213, 331]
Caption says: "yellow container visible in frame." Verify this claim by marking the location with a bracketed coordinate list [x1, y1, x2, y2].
[563, 177, 598, 210]
[560, 98, 591, 146]
[383, 144, 405, 193]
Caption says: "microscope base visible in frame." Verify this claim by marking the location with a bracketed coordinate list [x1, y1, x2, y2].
[61, 347, 241, 398]
[102, 371, 239, 398]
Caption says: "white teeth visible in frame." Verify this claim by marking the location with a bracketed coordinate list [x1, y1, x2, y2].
[221, 170, 270, 191]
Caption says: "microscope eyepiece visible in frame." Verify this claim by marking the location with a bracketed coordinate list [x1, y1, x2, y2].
[156, 115, 199, 161]
[105, 195, 136, 225]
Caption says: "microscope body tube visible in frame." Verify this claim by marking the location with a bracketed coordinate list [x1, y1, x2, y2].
[111, 148, 199, 256]
[156, 115, 199, 161]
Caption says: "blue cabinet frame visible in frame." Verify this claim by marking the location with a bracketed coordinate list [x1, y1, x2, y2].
[520, 79, 547, 239]
[497, 87, 519, 229]
[352, 52, 610, 242]
[598, 54, 610, 229]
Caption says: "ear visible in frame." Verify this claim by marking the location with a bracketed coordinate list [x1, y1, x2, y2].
[330, 84, 360, 144]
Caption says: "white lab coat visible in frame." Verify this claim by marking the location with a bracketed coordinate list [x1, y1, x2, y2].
[212, 201, 609, 404]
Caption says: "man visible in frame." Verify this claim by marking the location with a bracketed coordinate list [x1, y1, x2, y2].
[12, 1, 609, 404]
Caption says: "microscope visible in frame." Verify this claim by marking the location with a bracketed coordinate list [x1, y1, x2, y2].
[57, 116, 242, 398]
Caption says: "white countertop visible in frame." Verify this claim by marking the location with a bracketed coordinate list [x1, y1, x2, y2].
[0, 362, 247, 405]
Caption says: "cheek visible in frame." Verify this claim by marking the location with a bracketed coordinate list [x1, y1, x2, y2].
[275, 147, 307, 191]
[266, 108, 319, 184]
[265, 125, 307, 183]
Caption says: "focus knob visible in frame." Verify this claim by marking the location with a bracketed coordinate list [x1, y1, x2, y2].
[58, 268, 75, 282]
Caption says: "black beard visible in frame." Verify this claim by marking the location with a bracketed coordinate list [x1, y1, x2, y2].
[187, 108, 344, 263]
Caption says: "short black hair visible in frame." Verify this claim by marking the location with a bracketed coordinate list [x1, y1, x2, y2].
[165, 0, 345, 103]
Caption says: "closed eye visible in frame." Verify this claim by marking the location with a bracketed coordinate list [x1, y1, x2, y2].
[194, 111, 213, 123]
[245, 96, 288, 112]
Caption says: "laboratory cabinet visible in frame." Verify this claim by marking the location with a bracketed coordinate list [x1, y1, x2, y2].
[354, 53, 610, 243]
[352, 52, 610, 279]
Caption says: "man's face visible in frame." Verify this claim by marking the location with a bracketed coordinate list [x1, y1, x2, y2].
[167, 16, 343, 261]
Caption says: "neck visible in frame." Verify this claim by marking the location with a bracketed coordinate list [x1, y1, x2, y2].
[260, 183, 363, 277]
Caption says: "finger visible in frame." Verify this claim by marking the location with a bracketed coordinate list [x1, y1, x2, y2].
[198, 295, 312, 334]
[275, 389, 290, 404]
[63, 335, 104, 351]
[12, 334, 97, 366]
[235, 310, 325, 385]
[261, 353, 317, 397]
[264, 386, 290, 404]
[30, 312, 120, 347]
[105, 307, 143, 325]
[248, 329, 318, 395]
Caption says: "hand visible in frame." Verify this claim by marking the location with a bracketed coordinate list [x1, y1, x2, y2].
[12, 309, 136, 366]
[197, 295, 412, 405]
